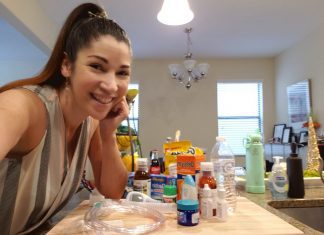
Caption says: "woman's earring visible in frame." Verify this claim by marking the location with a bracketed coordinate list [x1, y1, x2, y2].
[65, 78, 71, 88]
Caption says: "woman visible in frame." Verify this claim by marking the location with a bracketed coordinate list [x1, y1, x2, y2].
[0, 3, 130, 234]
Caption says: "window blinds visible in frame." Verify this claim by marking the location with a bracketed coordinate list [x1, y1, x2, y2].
[217, 82, 263, 155]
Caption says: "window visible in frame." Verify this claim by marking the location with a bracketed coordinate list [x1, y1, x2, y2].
[217, 82, 263, 155]
[121, 83, 139, 133]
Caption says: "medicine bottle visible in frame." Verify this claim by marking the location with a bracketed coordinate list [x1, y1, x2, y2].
[198, 162, 217, 198]
[200, 184, 213, 220]
[198, 162, 216, 214]
[133, 158, 151, 196]
[163, 185, 177, 203]
[177, 199, 199, 226]
[149, 150, 161, 174]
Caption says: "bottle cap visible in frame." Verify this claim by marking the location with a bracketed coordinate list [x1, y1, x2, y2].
[177, 199, 199, 210]
[163, 185, 177, 196]
[272, 156, 284, 171]
[200, 162, 214, 172]
[216, 136, 226, 142]
[290, 142, 298, 157]
[183, 175, 195, 187]
[137, 158, 148, 167]
[150, 150, 159, 159]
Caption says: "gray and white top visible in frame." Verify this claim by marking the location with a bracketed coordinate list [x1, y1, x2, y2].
[0, 85, 92, 235]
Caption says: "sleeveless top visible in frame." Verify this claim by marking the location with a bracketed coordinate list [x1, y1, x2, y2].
[0, 85, 92, 235]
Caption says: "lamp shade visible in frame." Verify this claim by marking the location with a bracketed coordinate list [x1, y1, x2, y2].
[157, 0, 194, 26]
[197, 63, 210, 75]
[169, 64, 184, 79]
[183, 59, 196, 71]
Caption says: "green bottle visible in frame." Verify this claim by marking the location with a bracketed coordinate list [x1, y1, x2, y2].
[244, 133, 265, 193]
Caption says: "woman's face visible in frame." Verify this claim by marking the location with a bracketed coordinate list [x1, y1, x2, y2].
[66, 35, 131, 120]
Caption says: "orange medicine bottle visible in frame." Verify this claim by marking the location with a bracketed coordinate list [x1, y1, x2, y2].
[198, 162, 217, 215]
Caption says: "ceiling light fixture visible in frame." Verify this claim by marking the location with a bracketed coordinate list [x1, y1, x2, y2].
[168, 28, 209, 89]
[157, 0, 194, 26]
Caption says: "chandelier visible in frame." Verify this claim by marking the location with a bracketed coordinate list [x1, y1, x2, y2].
[169, 28, 209, 89]
[157, 0, 194, 26]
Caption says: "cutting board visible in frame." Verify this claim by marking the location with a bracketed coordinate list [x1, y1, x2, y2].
[48, 196, 303, 235]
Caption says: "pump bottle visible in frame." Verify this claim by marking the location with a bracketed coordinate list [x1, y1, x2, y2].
[269, 156, 288, 200]
[286, 142, 305, 198]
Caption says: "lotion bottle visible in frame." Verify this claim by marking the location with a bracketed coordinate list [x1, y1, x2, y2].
[269, 156, 288, 200]
[286, 142, 305, 198]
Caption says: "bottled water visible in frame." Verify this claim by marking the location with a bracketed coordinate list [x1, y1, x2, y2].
[210, 136, 236, 214]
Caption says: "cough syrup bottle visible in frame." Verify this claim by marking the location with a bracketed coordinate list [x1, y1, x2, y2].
[133, 158, 151, 196]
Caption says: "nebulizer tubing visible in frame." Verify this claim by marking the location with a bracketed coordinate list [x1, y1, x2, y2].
[84, 199, 166, 234]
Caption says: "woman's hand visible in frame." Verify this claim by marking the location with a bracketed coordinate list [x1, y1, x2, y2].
[100, 97, 129, 138]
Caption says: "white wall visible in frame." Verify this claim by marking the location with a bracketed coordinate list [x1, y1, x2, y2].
[132, 58, 275, 158]
[275, 25, 324, 133]
[0, 59, 46, 86]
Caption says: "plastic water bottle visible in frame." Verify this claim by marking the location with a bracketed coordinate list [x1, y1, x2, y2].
[210, 136, 236, 214]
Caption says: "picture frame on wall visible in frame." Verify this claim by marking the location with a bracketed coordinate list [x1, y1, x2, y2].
[273, 124, 286, 143]
[282, 127, 292, 144]
[299, 131, 308, 145]
[287, 79, 312, 133]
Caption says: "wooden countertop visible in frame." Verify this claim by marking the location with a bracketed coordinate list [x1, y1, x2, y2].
[48, 196, 303, 235]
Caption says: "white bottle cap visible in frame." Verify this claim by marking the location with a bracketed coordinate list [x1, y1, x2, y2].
[216, 136, 226, 142]
[137, 158, 148, 168]
[200, 162, 214, 172]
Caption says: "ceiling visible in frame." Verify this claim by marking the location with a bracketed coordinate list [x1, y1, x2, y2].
[3, 0, 324, 60]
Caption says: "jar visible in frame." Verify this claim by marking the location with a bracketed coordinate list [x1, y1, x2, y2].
[177, 199, 199, 226]
[163, 185, 177, 203]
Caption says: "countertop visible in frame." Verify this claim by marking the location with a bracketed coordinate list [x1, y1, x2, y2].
[237, 185, 324, 235]
[47, 196, 303, 235]
[36, 183, 324, 234]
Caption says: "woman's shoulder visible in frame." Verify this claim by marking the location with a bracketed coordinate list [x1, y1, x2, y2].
[0, 87, 44, 110]
[0, 87, 48, 156]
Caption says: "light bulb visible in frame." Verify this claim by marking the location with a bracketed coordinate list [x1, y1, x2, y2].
[157, 0, 194, 26]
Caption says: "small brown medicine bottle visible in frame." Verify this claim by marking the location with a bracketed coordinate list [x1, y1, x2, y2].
[198, 162, 217, 190]
[133, 158, 151, 196]
[150, 150, 161, 174]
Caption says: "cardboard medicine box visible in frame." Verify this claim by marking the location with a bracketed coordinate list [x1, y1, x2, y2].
[176, 154, 205, 200]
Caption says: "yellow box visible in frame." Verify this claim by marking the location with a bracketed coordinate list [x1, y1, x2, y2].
[163, 140, 192, 175]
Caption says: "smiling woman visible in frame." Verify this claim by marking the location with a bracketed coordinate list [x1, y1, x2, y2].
[0, 3, 132, 234]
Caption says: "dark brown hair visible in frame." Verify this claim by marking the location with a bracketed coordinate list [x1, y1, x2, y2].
[0, 3, 131, 92]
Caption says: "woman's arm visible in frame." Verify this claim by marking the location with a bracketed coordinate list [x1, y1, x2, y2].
[88, 97, 129, 199]
[0, 89, 46, 160]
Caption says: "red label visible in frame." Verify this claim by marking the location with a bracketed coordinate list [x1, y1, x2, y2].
[150, 166, 161, 174]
